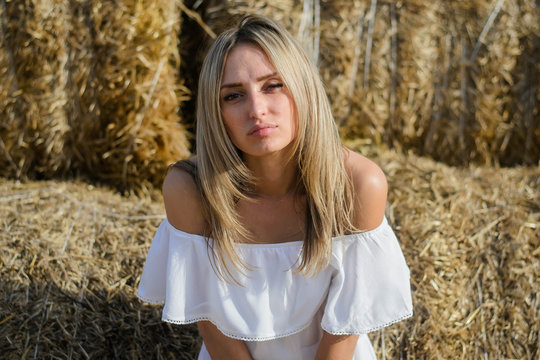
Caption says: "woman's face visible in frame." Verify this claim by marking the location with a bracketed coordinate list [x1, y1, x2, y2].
[219, 43, 297, 161]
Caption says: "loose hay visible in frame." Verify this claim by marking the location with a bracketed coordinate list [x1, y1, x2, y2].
[1, 147, 538, 358]
[0, 179, 200, 359]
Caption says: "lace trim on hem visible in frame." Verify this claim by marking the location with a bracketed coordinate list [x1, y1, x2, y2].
[161, 316, 316, 342]
[321, 311, 413, 335]
[137, 292, 165, 305]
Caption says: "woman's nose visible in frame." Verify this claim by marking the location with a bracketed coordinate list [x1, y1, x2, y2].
[249, 92, 267, 119]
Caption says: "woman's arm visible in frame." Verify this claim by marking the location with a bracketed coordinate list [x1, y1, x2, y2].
[343, 148, 388, 231]
[314, 149, 389, 359]
[197, 321, 253, 360]
[162, 162, 206, 235]
[162, 163, 252, 359]
[315, 332, 359, 360]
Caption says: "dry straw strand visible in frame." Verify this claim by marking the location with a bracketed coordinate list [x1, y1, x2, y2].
[386, 2, 397, 143]
[179, 0, 216, 39]
[298, 0, 321, 65]
[470, 0, 505, 62]
[341, 5, 365, 126]
[363, 0, 377, 90]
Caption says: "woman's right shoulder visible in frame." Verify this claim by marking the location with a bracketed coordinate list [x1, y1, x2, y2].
[162, 156, 206, 235]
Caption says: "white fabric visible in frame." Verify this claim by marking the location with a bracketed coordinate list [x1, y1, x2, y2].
[137, 217, 413, 359]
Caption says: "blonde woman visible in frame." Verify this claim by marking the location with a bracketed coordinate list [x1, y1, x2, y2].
[138, 15, 412, 359]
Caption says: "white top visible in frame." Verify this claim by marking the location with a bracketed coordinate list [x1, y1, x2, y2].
[137, 217, 413, 359]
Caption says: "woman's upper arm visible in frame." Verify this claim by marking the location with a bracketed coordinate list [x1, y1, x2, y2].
[164, 169, 251, 357]
[344, 149, 388, 231]
[197, 321, 253, 360]
[162, 163, 206, 235]
[315, 331, 359, 360]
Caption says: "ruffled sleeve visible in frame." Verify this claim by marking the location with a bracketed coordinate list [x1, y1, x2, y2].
[137, 219, 233, 321]
[137, 219, 334, 341]
[137, 219, 169, 304]
[321, 218, 413, 334]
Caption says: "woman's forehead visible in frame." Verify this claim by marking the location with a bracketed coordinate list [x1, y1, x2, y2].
[221, 43, 277, 85]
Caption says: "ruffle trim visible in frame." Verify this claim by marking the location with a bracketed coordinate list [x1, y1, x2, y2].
[161, 316, 317, 342]
[321, 311, 413, 335]
[136, 292, 164, 305]
[163, 216, 390, 248]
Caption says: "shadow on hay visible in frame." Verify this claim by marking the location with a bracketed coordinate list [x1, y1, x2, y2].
[0, 279, 201, 359]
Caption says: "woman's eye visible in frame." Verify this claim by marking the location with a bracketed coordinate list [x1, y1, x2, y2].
[266, 83, 284, 91]
[223, 93, 241, 102]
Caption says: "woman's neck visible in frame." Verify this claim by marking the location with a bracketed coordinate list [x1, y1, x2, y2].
[244, 152, 297, 198]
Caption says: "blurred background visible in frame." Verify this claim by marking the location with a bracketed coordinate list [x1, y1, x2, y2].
[1, 0, 538, 358]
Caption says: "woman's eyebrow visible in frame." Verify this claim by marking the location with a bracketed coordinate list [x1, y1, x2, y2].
[220, 72, 278, 90]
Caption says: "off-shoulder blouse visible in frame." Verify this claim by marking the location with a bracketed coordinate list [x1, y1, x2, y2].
[137, 217, 413, 359]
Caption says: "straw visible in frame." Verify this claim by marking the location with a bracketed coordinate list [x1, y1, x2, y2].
[2, 144, 538, 358]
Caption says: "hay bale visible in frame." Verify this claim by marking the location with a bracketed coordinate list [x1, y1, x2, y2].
[0, 0, 70, 178]
[340, 1, 540, 166]
[71, 0, 191, 189]
[348, 139, 539, 359]
[339, 0, 393, 147]
[1, 150, 538, 358]
[203, 0, 301, 34]
[0, 179, 200, 358]
[0, 0, 191, 190]
[2, 1, 538, 183]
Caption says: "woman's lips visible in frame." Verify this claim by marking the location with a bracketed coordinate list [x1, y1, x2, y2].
[248, 124, 277, 136]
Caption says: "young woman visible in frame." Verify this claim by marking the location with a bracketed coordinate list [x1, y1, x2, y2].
[138, 15, 412, 359]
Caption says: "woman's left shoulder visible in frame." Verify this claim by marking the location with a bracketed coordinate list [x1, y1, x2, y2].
[343, 148, 388, 231]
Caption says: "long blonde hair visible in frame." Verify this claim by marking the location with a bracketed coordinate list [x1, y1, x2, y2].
[193, 14, 356, 282]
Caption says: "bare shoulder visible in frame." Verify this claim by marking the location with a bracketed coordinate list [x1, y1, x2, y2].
[343, 148, 388, 231]
[162, 156, 206, 235]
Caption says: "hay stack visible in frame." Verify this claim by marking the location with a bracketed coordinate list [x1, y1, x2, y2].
[0, 0, 191, 190]
[340, 1, 540, 166]
[72, 0, 191, 189]
[338, 0, 393, 146]
[203, 0, 301, 35]
[0, 0, 70, 178]
[2, 149, 538, 357]
[347, 140, 539, 358]
[0, 179, 200, 358]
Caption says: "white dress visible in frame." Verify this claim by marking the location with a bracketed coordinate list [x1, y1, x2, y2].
[137, 217, 413, 359]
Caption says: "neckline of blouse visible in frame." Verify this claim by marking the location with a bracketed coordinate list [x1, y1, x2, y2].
[164, 217, 389, 248]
